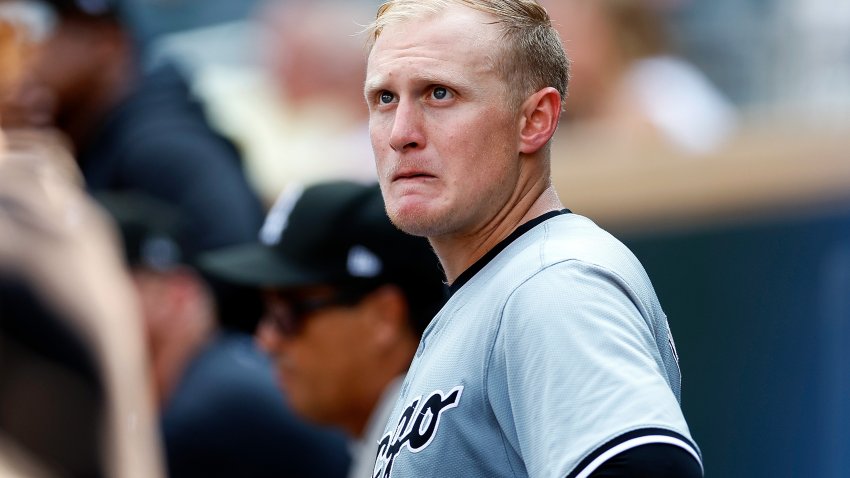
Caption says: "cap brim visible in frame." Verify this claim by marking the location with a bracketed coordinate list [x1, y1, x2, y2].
[197, 243, 335, 288]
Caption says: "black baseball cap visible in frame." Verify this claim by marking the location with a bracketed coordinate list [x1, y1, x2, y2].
[198, 181, 447, 331]
[94, 190, 185, 271]
[42, 0, 118, 17]
[95, 190, 268, 333]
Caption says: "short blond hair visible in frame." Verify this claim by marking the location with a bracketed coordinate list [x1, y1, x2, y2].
[366, 0, 570, 110]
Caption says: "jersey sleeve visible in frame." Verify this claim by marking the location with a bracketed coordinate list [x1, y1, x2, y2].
[486, 259, 701, 478]
[587, 443, 703, 477]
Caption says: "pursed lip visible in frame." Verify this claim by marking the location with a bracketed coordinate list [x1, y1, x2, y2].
[392, 167, 436, 182]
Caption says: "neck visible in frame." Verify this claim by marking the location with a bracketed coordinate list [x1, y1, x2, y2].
[431, 181, 562, 285]
[346, 337, 416, 438]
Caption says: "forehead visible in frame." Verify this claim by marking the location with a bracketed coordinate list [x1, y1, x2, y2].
[366, 4, 503, 86]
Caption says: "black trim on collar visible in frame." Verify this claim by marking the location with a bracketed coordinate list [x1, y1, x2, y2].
[448, 209, 571, 296]
[565, 428, 703, 478]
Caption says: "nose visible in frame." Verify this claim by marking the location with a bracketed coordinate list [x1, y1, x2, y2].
[388, 98, 425, 152]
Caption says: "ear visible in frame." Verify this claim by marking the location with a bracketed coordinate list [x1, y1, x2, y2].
[165, 267, 202, 310]
[518, 87, 562, 155]
[155, 267, 212, 335]
[361, 285, 410, 350]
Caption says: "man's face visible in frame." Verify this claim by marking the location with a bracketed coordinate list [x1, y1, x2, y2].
[1, 17, 102, 130]
[365, 5, 524, 240]
[257, 287, 376, 429]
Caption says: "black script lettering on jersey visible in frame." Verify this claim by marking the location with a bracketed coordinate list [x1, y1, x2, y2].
[373, 386, 464, 478]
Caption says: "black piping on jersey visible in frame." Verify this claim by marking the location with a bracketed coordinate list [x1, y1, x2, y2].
[565, 428, 703, 478]
[448, 209, 571, 296]
[586, 443, 702, 478]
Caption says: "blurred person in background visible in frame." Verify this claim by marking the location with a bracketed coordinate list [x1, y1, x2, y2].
[199, 181, 447, 478]
[0, 0, 267, 331]
[0, 154, 164, 478]
[210, 0, 378, 202]
[97, 191, 352, 478]
[1, 11, 163, 475]
[544, 0, 737, 157]
[145, 0, 382, 204]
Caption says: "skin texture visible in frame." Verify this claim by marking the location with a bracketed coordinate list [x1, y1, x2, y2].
[257, 285, 417, 437]
[365, 4, 563, 283]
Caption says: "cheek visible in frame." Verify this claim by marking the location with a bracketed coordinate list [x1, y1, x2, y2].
[131, 276, 163, 324]
[369, 121, 391, 165]
[294, 321, 352, 375]
[369, 112, 393, 140]
[450, 116, 515, 169]
[287, 337, 326, 375]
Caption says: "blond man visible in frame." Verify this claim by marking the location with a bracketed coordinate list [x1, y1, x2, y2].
[363, 1, 703, 476]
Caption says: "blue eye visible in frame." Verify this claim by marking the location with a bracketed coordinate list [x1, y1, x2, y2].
[433, 87, 448, 100]
[380, 91, 394, 104]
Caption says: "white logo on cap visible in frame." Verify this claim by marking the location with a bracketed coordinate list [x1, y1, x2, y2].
[347, 245, 382, 278]
[259, 182, 305, 246]
[141, 235, 181, 271]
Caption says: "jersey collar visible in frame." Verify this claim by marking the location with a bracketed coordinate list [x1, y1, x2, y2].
[448, 209, 571, 296]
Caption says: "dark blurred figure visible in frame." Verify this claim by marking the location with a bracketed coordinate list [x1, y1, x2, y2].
[1, 0, 266, 331]
[120, 0, 261, 48]
[98, 191, 352, 478]
[200, 181, 448, 478]
[1, 9, 163, 477]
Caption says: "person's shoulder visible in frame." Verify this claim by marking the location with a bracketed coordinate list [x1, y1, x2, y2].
[110, 62, 225, 140]
[511, 213, 636, 270]
[505, 213, 655, 298]
[456, 213, 645, 301]
[181, 333, 275, 385]
[126, 62, 194, 110]
[164, 333, 283, 414]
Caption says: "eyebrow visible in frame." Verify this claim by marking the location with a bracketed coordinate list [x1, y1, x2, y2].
[363, 76, 386, 100]
[364, 70, 475, 99]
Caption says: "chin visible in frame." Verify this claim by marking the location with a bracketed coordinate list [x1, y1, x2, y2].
[387, 207, 450, 238]
[391, 219, 434, 238]
[384, 187, 456, 237]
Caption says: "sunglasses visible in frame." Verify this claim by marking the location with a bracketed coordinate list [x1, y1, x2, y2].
[262, 288, 370, 337]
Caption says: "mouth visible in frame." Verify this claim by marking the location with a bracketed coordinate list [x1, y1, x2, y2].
[392, 170, 435, 182]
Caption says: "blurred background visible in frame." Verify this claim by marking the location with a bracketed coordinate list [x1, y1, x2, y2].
[1, 0, 849, 476]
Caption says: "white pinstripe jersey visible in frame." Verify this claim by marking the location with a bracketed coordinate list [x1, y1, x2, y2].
[371, 211, 702, 478]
